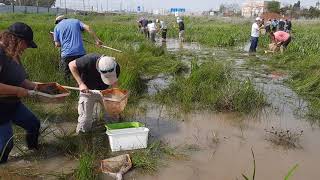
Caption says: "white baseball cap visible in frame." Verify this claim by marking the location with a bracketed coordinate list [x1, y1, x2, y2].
[55, 14, 65, 24]
[255, 17, 261, 21]
[97, 56, 118, 85]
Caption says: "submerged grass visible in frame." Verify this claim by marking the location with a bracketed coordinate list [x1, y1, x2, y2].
[131, 141, 182, 174]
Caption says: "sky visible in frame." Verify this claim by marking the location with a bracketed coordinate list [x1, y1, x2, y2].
[55, 0, 319, 12]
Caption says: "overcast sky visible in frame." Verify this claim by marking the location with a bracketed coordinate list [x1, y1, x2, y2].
[56, 0, 318, 12]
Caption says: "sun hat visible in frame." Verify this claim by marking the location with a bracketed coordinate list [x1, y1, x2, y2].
[97, 56, 118, 85]
[55, 14, 66, 24]
[8, 22, 37, 48]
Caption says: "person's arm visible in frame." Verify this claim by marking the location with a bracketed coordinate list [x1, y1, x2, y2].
[68, 60, 89, 93]
[0, 83, 28, 97]
[82, 23, 103, 46]
[53, 28, 61, 47]
[20, 79, 37, 90]
[55, 42, 61, 47]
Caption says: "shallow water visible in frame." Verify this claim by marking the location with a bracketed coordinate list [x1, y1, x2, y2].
[127, 39, 320, 180]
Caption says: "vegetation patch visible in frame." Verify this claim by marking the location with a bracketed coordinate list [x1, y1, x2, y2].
[156, 61, 266, 113]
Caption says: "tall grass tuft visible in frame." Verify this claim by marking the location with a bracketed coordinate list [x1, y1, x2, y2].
[75, 151, 96, 180]
[156, 61, 266, 113]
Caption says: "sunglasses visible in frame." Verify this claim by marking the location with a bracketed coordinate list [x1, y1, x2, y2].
[100, 67, 114, 74]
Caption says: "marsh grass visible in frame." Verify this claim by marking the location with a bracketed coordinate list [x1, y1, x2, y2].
[156, 61, 266, 113]
[261, 23, 320, 120]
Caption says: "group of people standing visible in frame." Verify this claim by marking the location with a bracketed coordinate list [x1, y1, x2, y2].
[0, 15, 121, 163]
[249, 17, 292, 53]
[264, 18, 292, 33]
[137, 17, 185, 43]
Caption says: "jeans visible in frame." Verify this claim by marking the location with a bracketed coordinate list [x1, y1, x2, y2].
[249, 36, 259, 53]
[0, 102, 40, 164]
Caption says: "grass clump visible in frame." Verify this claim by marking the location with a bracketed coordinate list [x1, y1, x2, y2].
[156, 61, 266, 113]
[131, 141, 181, 174]
[75, 151, 96, 180]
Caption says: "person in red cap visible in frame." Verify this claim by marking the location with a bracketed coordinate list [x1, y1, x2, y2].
[68, 54, 120, 134]
[0, 22, 40, 163]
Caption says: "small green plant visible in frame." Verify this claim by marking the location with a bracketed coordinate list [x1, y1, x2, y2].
[241, 149, 299, 180]
[284, 164, 299, 180]
[75, 151, 96, 180]
[242, 148, 256, 180]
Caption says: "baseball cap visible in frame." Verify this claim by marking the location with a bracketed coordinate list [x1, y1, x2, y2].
[8, 22, 37, 48]
[55, 14, 65, 24]
[97, 56, 118, 85]
[255, 17, 261, 21]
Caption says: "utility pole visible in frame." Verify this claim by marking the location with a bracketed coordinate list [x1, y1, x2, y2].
[96, 0, 98, 12]
[120, 0, 123, 12]
[82, 0, 86, 11]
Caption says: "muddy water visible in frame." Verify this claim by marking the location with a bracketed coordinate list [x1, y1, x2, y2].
[130, 39, 320, 180]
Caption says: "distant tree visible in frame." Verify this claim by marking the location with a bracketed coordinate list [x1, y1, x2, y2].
[219, 4, 226, 13]
[293, 1, 301, 11]
[0, 0, 12, 5]
[267, 1, 280, 13]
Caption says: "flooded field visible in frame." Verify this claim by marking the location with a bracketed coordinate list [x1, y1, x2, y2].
[130, 39, 320, 179]
[1, 39, 319, 180]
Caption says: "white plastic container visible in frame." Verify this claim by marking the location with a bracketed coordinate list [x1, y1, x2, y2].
[106, 127, 149, 152]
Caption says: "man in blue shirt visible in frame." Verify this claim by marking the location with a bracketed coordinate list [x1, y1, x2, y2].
[54, 15, 102, 79]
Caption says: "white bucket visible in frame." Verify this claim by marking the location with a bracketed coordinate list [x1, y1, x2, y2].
[106, 127, 149, 152]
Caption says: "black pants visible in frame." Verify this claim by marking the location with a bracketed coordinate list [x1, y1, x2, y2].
[162, 29, 167, 40]
[282, 36, 291, 48]
[60, 54, 84, 80]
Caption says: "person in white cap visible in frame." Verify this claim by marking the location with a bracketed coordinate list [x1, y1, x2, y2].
[54, 15, 103, 80]
[249, 17, 262, 53]
[68, 54, 120, 134]
[147, 19, 157, 42]
[177, 17, 185, 42]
